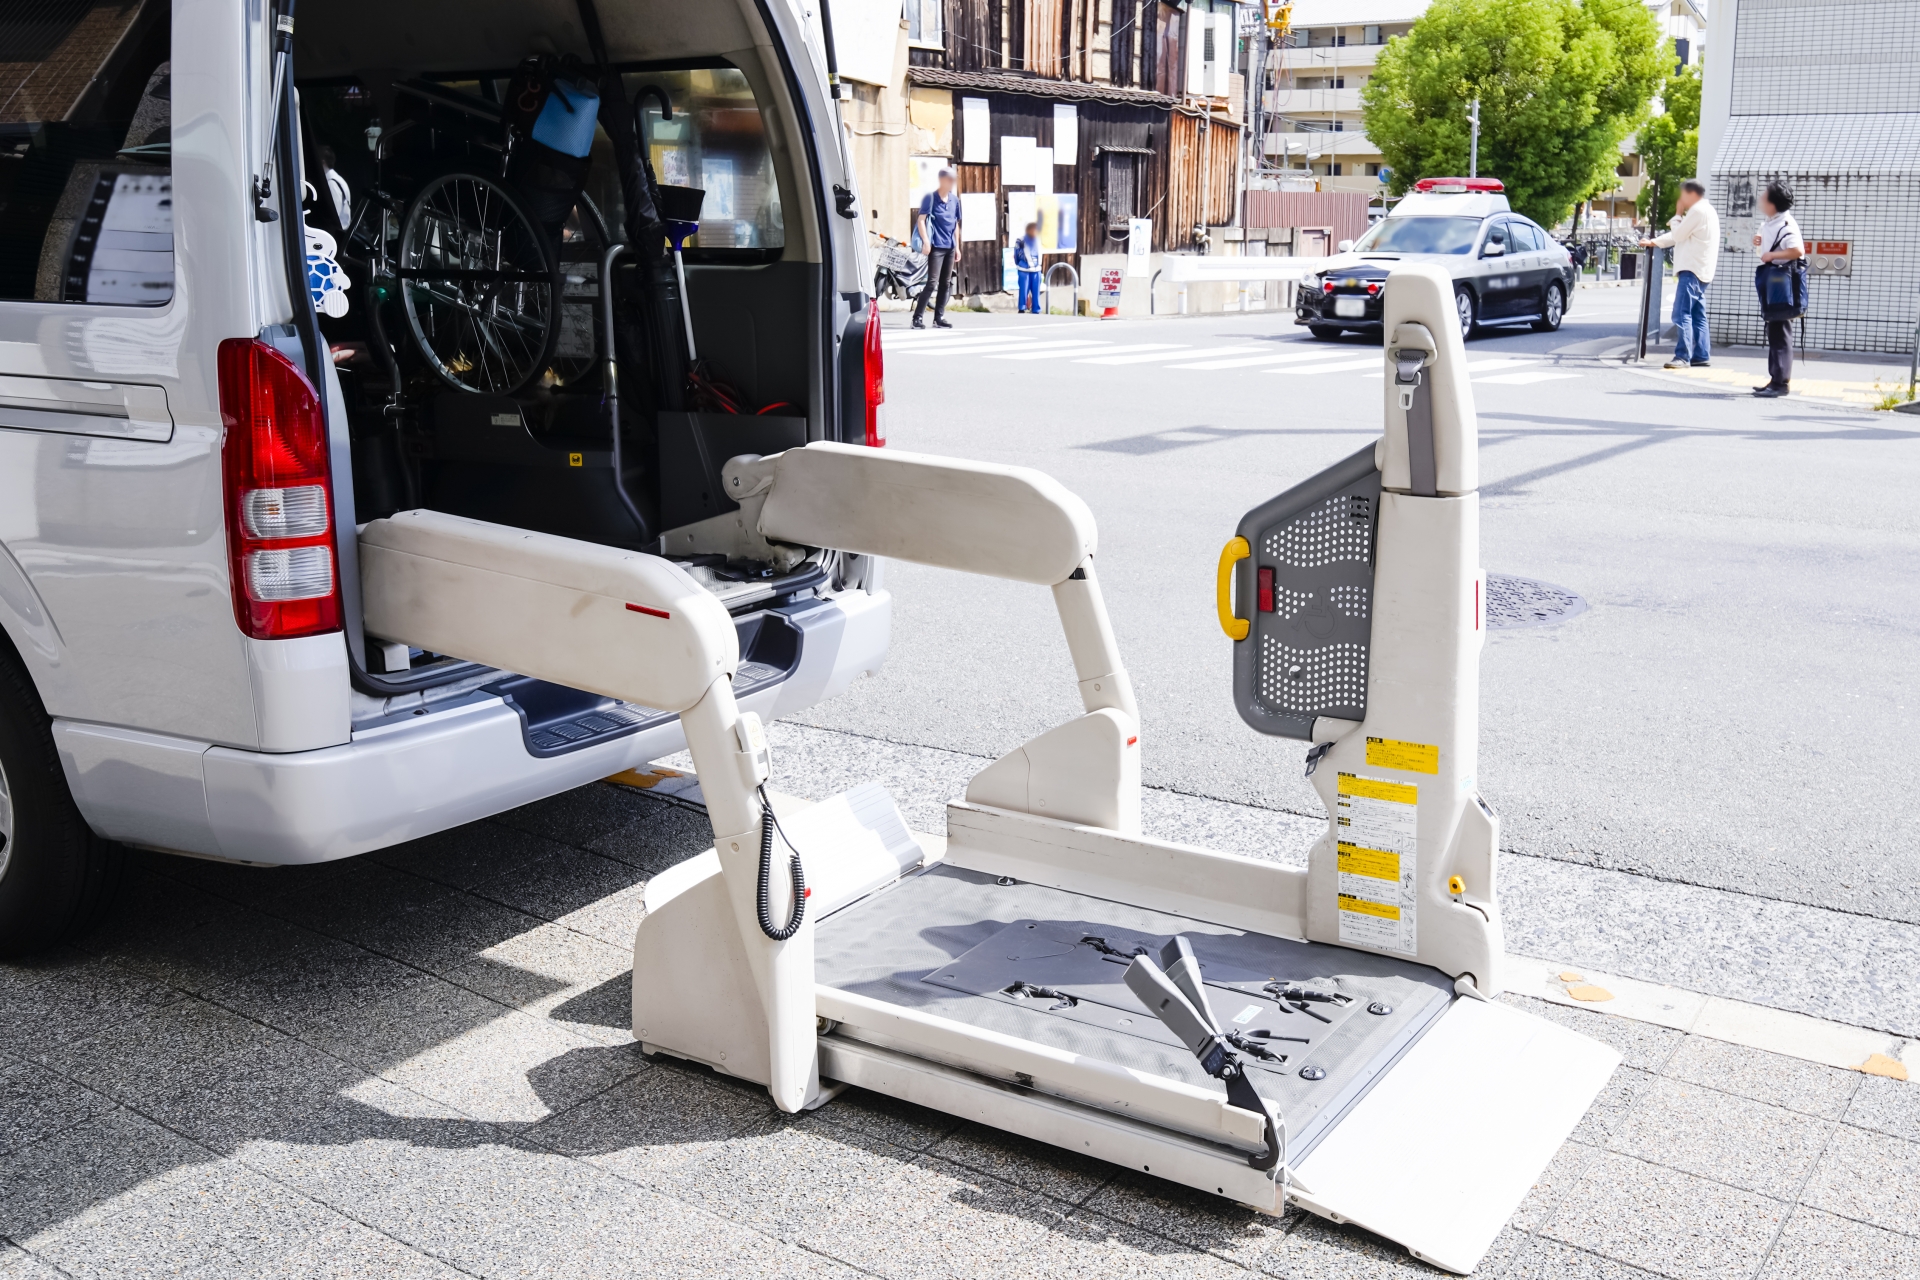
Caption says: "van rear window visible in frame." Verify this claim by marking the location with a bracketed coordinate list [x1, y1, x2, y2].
[0, 0, 173, 305]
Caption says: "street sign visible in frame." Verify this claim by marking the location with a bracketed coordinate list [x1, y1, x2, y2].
[1098, 266, 1123, 306]
[1810, 241, 1851, 276]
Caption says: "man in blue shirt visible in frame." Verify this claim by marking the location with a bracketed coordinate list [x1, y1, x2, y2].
[913, 167, 962, 329]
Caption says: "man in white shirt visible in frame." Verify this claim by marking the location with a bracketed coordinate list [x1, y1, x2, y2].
[1641, 179, 1719, 369]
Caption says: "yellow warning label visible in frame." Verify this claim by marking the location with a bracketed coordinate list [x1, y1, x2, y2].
[1338, 842, 1400, 881]
[1336, 772, 1418, 805]
[1338, 894, 1401, 921]
[1365, 737, 1439, 773]
[568, 452, 585, 468]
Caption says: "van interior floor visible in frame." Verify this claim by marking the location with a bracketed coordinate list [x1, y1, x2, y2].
[813, 864, 1456, 1164]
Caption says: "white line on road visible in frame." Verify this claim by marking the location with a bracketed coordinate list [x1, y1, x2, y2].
[978, 342, 1118, 359]
[889, 337, 1076, 356]
[990, 343, 1189, 361]
[1364, 357, 1542, 380]
[1165, 348, 1352, 370]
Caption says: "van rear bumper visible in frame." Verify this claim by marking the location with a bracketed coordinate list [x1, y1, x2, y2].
[54, 588, 889, 865]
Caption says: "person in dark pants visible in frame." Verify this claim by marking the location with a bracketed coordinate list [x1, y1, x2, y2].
[1751, 181, 1805, 398]
[1014, 221, 1041, 314]
[913, 167, 962, 329]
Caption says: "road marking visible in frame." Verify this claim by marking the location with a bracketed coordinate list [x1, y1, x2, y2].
[991, 342, 1187, 361]
[890, 337, 1074, 356]
[1266, 357, 1384, 376]
[1167, 349, 1353, 370]
[979, 342, 1117, 359]
[1364, 357, 1544, 380]
[1477, 371, 1582, 385]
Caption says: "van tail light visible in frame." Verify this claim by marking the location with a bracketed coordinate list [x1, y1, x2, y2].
[218, 338, 341, 640]
[862, 299, 886, 447]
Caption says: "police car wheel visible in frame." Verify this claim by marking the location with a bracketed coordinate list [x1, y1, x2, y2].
[1532, 283, 1565, 333]
[1455, 287, 1476, 339]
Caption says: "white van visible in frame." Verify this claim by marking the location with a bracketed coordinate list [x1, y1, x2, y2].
[0, 0, 890, 954]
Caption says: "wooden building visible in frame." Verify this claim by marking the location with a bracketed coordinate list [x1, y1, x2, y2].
[871, 0, 1245, 298]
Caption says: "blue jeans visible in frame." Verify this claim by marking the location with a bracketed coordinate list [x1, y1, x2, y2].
[1018, 270, 1040, 312]
[1671, 270, 1709, 363]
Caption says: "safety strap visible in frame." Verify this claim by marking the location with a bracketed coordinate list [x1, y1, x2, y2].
[1394, 350, 1437, 497]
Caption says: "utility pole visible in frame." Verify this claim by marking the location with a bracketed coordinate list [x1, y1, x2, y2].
[1468, 97, 1481, 178]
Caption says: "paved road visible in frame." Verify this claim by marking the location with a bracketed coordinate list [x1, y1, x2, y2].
[795, 293, 1920, 933]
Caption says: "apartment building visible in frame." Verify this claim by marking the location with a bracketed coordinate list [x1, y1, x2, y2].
[1257, 0, 1704, 216]
[1255, 0, 1422, 201]
[1699, 0, 1920, 353]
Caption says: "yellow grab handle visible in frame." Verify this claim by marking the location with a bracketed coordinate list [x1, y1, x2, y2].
[1217, 536, 1251, 641]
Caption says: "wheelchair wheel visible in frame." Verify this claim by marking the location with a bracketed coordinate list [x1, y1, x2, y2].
[399, 172, 562, 396]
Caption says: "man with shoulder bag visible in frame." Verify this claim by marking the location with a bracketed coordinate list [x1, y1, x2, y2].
[1750, 180, 1806, 398]
[1641, 179, 1719, 368]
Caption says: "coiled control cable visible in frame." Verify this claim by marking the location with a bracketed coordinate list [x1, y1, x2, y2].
[754, 785, 808, 940]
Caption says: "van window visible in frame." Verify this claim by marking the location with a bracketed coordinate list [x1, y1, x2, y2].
[0, 0, 173, 305]
[628, 68, 784, 256]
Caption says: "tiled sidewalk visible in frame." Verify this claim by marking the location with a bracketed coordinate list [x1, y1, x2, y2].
[2, 781, 1914, 1279]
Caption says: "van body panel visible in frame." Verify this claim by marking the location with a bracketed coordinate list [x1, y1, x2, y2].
[54, 584, 889, 864]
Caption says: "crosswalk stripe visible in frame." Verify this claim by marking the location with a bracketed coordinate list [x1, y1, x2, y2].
[1173, 349, 1365, 371]
[1363, 357, 1543, 379]
[884, 327, 1072, 346]
[890, 336, 1062, 356]
[1266, 357, 1385, 376]
[1074, 347, 1201, 364]
[990, 343, 1187, 361]
[979, 342, 1117, 359]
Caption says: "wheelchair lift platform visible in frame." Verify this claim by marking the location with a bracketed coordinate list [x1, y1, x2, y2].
[357, 263, 1617, 1275]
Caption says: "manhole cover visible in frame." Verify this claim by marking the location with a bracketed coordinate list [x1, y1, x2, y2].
[1485, 573, 1588, 630]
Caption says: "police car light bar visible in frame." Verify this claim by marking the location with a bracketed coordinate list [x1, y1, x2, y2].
[1412, 177, 1504, 193]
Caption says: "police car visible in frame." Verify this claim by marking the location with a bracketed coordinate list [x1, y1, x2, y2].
[1296, 178, 1576, 340]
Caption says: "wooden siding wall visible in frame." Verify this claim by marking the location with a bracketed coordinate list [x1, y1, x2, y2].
[1028, 0, 1064, 78]
[1165, 112, 1238, 249]
[955, 163, 1001, 298]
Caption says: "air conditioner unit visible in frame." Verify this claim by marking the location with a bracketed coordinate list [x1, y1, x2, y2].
[1188, 11, 1234, 98]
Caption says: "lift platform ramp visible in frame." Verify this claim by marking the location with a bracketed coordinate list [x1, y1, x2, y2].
[356, 263, 1615, 1275]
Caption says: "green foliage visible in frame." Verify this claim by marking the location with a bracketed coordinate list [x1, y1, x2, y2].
[1361, 0, 1668, 227]
[1637, 61, 1702, 230]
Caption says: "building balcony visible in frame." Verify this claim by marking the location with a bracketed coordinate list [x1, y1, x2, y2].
[1272, 43, 1383, 73]
[1264, 86, 1367, 116]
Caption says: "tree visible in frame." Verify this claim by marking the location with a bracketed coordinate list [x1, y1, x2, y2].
[1636, 61, 1702, 231]
[1361, 0, 1668, 228]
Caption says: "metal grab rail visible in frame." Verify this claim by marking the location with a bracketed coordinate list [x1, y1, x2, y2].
[1042, 262, 1080, 316]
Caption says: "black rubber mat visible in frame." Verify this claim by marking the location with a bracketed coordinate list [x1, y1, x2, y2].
[815, 864, 1453, 1159]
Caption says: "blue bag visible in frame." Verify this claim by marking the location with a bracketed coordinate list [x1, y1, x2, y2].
[1754, 224, 1807, 320]
[531, 78, 601, 159]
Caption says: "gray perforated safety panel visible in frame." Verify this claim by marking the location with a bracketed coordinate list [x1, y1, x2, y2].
[1232, 445, 1382, 740]
[815, 864, 1453, 1162]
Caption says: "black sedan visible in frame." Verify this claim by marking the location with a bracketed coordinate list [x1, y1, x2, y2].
[1295, 207, 1576, 341]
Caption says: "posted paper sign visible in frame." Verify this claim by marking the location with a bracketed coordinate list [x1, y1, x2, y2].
[1097, 266, 1123, 305]
[999, 136, 1037, 187]
[959, 191, 997, 241]
[1053, 104, 1078, 161]
[961, 97, 990, 163]
[1034, 146, 1054, 194]
[1036, 193, 1078, 252]
[1334, 773, 1419, 956]
[1007, 191, 1038, 244]
[908, 155, 947, 208]
[1127, 218, 1152, 276]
